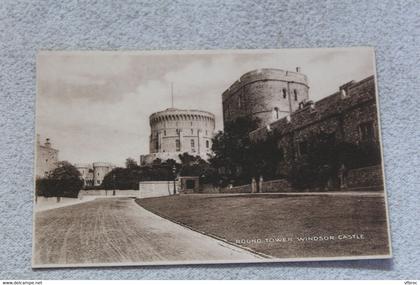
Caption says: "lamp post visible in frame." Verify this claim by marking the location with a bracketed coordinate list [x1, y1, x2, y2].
[172, 165, 177, 195]
[112, 173, 116, 196]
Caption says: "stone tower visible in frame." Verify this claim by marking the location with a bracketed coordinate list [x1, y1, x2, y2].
[222, 68, 309, 130]
[92, 162, 114, 186]
[140, 108, 215, 165]
[36, 135, 59, 178]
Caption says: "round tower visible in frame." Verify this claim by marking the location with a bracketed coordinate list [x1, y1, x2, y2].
[222, 68, 309, 129]
[140, 108, 215, 165]
[92, 162, 114, 186]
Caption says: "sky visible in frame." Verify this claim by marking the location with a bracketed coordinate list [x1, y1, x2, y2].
[36, 48, 375, 166]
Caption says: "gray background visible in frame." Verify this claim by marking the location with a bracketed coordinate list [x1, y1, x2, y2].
[0, 0, 419, 279]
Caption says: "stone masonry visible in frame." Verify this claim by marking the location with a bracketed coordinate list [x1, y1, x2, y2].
[140, 108, 216, 165]
[222, 68, 309, 129]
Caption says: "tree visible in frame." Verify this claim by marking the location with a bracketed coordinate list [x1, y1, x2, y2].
[125, 158, 138, 169]
[288, 132, 344, 190]
[249, 133, 285, 180]
[177, 153, 218, 185]
[288, 132, 382, 190]
[102, 167, 140, 190]
[209, 117, 268, 186]
[36, 161, 83, 198]
[102, 159, 180, 190]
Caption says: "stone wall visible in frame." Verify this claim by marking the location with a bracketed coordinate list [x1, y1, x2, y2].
[250, 76, 377, 142]
[220, 184, 252, 193]
[138, 181, 177, 198]
[260, 179, 292, 193]
[249, 76, 380, 176]
[80, 189, 139, 197]
[346, 165, 384, 189]
[201, 179, 290, 194]
[222, 68, 309, 129]
[199, 184, 221, 194]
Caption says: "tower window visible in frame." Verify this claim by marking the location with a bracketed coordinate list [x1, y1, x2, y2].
[359, 122, 375, 142]
[282, 88, 287, 99]
[294, 89, 298, 101]
[238, 95, 242, 108]
[191, 129, 193, 135]
[206, 140, 209, 148]
[297, 141, 308, 157]
[164, 130, 166, 136]
[273, 107, 280, 119]
[175, 139, 180, 151]
[191, 139, 195, 152]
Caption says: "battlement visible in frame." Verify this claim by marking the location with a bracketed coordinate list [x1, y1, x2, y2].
[150, 108, 215, 125]
[222, 68, 308, 102]
[92, 162, 114, 168]
[74, 163, 92, 169]
[249, 75, 376, 142]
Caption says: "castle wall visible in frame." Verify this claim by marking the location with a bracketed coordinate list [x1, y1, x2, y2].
[346, 165, 384, 189]
[222, 69, 309, 129]
[340, 77, 379, 145]
[249, 75, 381, 187]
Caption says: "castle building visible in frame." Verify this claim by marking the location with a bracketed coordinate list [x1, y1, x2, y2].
[93, 162, 115, 186]
[249, 75, 378, 145]
[74, 163, 94, 187]
[140, 108, 216, 165]
[36, 135, 59, 178]
[248, 75, 382, 187]
[75, 162, 115, 187]
[222, 68, 309, 129]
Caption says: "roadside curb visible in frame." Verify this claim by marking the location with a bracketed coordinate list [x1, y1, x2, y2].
[133, 198, 273, 260]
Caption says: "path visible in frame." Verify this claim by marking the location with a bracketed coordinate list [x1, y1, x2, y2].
[33, 197, 261, 267]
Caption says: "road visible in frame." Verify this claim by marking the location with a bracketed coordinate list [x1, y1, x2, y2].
[33, 197, 260, 267]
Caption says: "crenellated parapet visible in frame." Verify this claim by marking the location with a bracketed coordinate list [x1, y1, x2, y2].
[222, 68, 308, 102]
[249, 75, 377, 144]
[150, 108, 215, 126]
[222, 68, 309, 130]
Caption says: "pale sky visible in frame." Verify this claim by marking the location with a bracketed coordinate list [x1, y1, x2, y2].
[36, 48, 375, 166]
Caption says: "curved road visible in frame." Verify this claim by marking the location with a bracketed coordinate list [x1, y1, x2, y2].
[33, 197, 261, 267]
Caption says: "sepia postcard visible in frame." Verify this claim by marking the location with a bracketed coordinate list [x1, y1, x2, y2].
[33, 47, 392, 268]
